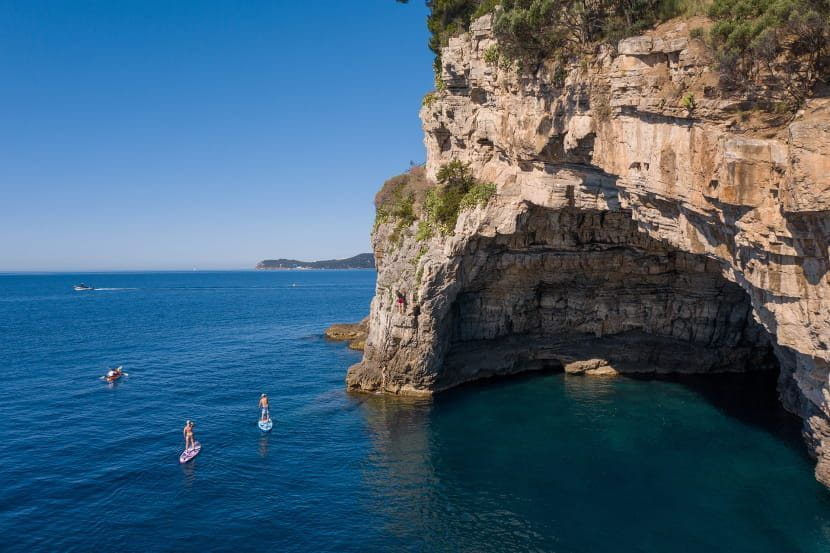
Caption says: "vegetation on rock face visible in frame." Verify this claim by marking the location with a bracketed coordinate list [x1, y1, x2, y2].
[374, 161, 496, 243]
[493, 0, 672, 63]
[421, 161, 496, 236]
[416, 219, 435, 241]
[422, 91, 439, 107]
[396, 1, 711, 90]
[483, 43, 501, 64]
[374, 167, 429, 243]
[398, 0, 497, 87]
[402, 1, 703, 64]
[459, 180, 498, 209]
[399, 0, 829, 104]
[708, 0, 829, 105]
[425, 1, 491, 55]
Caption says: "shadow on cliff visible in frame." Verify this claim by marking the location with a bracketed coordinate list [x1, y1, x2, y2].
[782, 211, 830, 286]
[680, 195, 829, 287]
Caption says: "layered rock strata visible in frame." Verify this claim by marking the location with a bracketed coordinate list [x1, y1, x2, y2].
[347, 16, 830, 486]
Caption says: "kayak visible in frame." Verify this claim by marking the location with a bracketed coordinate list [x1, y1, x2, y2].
[105, 367, 123, 382]
[179, 441, 201, 463]
[258, 419, 273, 432]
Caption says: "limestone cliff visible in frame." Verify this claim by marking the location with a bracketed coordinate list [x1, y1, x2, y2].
[347, 16, 830, 486]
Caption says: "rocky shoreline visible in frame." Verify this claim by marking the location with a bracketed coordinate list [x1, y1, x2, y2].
[256, 253, 374, 270]
[325, 318, 368, 351]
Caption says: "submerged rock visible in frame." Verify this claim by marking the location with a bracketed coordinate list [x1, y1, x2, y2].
[348, 16, 830, 487]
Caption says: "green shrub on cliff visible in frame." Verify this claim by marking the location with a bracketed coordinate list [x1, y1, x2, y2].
[707, 0, 829, 105]
[483, 44, 501, 65]
[403, 0, 829, 104]
[422, 91, 439, 107]
[401, 1, 688, 85]
[374, 167, 429, 240]
[375, 161, 496, 241]
[397, 1, 502, 88]
[374, 190, 415, 231]
[416, 219, 435, 241]
[423, 161, 497, 235]
[376, 190, 416, 245]
[493, 0, 682, 63]
[403, 0, 677, 65]
[460, 180, 497, 209]
[424, 161, 475, 234]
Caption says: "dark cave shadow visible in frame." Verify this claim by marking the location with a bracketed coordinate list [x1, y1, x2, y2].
[430, 365, 810, 462]
[435, 364, 565, 402]
[623, 371, 810, 460]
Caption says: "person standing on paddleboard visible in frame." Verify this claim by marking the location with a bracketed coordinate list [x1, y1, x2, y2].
[259, 394, 270, 422]
[183, 420, 196, 451]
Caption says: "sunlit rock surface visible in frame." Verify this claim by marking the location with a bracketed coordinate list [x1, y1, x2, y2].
[347, 16, 830, 486]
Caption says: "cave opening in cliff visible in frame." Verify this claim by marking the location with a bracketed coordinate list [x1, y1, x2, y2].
[436, 205, 780, 391]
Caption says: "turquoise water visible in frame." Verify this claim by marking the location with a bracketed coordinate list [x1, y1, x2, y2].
[1, 270, 828, 552]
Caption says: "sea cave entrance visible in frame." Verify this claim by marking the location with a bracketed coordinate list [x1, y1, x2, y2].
[435, 205, 780, 391]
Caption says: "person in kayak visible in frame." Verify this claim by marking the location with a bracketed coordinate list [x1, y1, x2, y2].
[183, 420, 195, 451]
[259, 394, 270, 421]
[106, 367, 121, 380]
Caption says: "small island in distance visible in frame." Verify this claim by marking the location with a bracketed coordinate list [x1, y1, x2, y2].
[255, 253, 374, 270]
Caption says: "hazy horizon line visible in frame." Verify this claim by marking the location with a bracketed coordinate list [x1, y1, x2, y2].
[0, 267, 377, 275]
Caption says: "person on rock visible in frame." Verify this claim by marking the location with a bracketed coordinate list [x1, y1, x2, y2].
[396, 291, 406, 313]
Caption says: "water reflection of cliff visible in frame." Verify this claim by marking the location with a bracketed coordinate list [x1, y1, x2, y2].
[355, 373, 829, 552]
[356, 389, 551, 552]
[358, 394, 433, 501]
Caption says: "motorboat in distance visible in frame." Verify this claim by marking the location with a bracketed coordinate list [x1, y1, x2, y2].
[73, 283, 94, 291]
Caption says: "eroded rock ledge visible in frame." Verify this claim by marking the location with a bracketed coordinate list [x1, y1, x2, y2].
[326, 318, 368, 351]
[347, 16, 830, 486]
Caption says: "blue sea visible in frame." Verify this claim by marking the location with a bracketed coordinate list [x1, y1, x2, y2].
[1, 270, 829, 552]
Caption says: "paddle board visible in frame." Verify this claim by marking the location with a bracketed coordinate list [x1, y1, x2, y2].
[258, 419, 273, 432]
[179, 441, 201, 463]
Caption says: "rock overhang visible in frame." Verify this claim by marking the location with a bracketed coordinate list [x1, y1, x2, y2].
[349, 15, 830, 487]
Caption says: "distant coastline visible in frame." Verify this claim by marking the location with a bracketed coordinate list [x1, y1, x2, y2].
[255, 253, 374, 270]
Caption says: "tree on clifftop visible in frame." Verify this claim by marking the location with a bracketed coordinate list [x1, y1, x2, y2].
[398, 0, 830, 106]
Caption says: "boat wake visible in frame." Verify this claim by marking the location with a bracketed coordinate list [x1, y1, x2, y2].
[94, 288, 138, 291]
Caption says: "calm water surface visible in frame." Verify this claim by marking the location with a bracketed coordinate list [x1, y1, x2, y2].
[1, 271, 828, 552]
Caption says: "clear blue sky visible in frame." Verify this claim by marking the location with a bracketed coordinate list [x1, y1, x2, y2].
[0, 0, 432, 271]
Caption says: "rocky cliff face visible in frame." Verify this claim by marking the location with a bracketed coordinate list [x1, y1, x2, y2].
[347, 16, 830, 486]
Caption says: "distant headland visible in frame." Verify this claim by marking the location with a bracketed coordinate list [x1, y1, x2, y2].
[255, 253, 374, 270]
